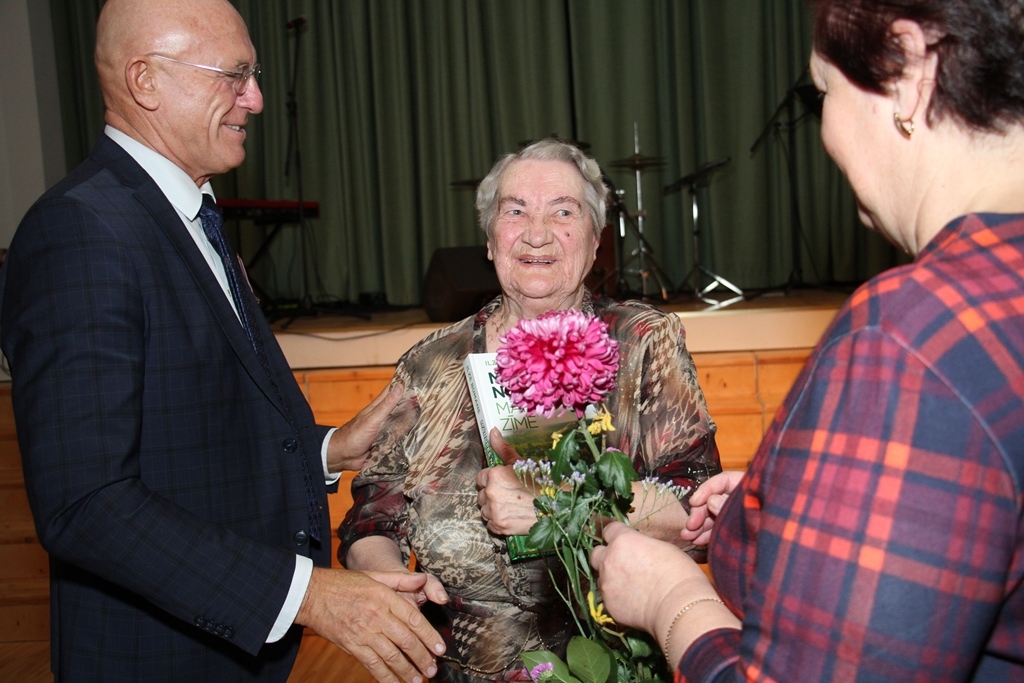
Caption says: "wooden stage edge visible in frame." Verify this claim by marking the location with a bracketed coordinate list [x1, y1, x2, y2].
[271, 287, 852, 371]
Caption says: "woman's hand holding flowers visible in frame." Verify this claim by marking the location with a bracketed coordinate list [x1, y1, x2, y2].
[476, 428, 539, 536]
[592, 522, 738, 667]
[591, 522, 708, 631]
[485, 310, 700, 680]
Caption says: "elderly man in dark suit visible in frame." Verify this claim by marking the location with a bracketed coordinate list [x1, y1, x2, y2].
[0, 0, 446, 681]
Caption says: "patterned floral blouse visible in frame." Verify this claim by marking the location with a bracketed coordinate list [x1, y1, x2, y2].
[338, 292, 721, 681]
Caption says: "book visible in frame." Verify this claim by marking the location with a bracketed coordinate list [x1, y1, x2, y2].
[463, 352, 579, 561]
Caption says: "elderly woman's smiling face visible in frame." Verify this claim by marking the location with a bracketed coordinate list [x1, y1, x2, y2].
[487, 158, 600, 318]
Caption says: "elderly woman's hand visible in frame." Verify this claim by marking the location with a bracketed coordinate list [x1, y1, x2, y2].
[344, 536, 449, 609]
[475, 428, 539, 535]
[679, 470, 745, 546]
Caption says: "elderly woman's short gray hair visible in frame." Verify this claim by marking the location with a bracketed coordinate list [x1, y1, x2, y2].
[475, 139, 608, 239]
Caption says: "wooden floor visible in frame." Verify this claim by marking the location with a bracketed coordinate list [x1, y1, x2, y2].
[0, 634, 376, 683]
[0, 641, 50, 682]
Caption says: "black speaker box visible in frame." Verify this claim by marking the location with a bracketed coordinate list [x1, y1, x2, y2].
[422, 246, 501, 322]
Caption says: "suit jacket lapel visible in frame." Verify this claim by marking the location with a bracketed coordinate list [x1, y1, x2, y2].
[93, 137, 286, 412]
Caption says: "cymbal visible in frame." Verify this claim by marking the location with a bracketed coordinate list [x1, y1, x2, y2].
[663, 156, 731, 195]
[609, 154, 665, 171]
[449, 179, 481, 190]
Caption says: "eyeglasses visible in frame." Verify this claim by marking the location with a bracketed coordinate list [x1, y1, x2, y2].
[149, 54, 261, 95]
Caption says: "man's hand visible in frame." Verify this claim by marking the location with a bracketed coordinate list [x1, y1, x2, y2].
[475, 428, 537, 536]
[679, 470, 745, 546]
[327, 383, 404, 473]
[295, 567, 445, 683]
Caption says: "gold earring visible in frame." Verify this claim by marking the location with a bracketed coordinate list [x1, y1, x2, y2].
[894, 113, 914, 140]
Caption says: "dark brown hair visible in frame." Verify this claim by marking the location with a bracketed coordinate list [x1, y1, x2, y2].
[810, 0, 1024, 131]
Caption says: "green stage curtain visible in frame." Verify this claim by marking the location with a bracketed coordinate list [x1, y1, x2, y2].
[49, 0, 903, 309]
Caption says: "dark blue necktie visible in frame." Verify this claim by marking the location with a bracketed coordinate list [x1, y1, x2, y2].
[199, 195, 322, 542]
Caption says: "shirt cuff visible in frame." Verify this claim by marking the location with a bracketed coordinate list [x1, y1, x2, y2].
[679, 627, 742, 681]
[321, 426, 340, 486]
[266, 555, 314, 643]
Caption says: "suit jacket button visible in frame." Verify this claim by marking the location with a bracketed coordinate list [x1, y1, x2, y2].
[294, 530, 309, 545]
[224, 626, 235, 639]
[194, 616, 205, 627]
[283, 438, 298, 453]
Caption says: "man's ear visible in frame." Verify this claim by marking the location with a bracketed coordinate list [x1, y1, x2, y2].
[890, 18, 939, 125]
[126, 57, 161, 111]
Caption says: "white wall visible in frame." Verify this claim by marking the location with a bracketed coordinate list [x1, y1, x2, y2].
[0, 0, 66, 250]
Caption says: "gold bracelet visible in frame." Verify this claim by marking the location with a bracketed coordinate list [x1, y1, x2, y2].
[663, 596, 725, 660]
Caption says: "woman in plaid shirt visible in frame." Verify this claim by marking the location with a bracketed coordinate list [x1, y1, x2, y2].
[593, 1, 1024, 681]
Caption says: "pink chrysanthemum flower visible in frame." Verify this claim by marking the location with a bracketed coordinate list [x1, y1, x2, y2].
[495, 309, 619, 418]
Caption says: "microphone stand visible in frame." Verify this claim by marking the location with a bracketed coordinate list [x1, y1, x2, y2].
[283, 18, 313, 319]
[750, 70, 821, 292]
[667, 157, 742, 310]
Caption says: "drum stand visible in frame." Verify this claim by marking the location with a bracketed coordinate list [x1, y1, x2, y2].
[607, 125, 672, 301]
[669, 157, 743, 310]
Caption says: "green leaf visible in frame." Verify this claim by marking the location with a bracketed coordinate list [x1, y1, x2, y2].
[579, 467, 601, 496]
[559, 543, 579, 577]
[623, 630, 674, 682]
[551, 432, 579, 481]
[575, 546, 593, 581]
[626, 632, 657, 658]
[553, 489, 577, 513]
[595, 449, 639, 498]
[564, 499, 592, 540]
[526, 515, 558, 551]
[565, 636, 616, 683]
[520, 651, 560, 670]
[579, 425, 600, 457]
[521, 651, 583, 683]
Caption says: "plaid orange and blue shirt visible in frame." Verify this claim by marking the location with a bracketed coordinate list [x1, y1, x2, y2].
[683, 213, 1024, 682]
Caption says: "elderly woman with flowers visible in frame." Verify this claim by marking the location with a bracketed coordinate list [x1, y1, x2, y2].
[338, 138, 721, 682]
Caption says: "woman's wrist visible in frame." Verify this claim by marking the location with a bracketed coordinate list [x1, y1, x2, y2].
[662, 596, 725, 663]
[653, 580, 737, 668]
[344, 536, 409, 572]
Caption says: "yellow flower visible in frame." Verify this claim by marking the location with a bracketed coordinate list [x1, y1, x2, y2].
[552, 432, 563, 448]
[539, 485, 558, 499]
[587, 408, 615, 435]
[588, 591, 616, 627]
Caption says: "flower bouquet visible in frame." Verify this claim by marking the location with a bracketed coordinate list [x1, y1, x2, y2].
[493, 309, 686, 683]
